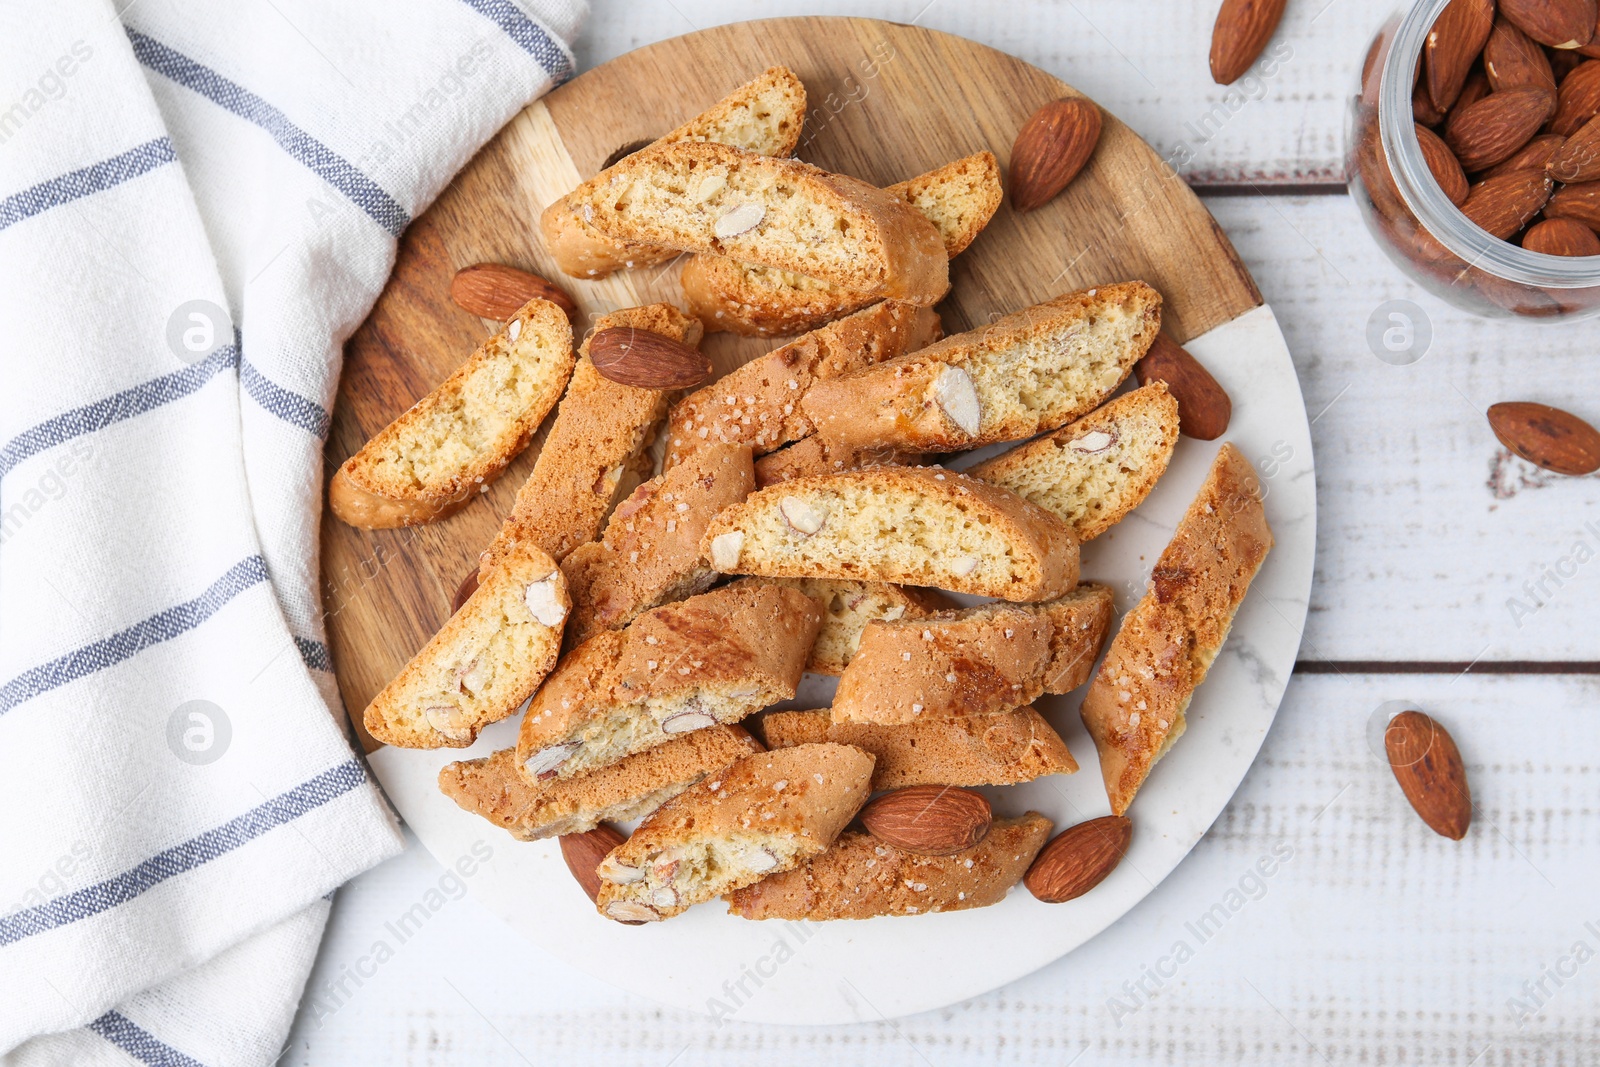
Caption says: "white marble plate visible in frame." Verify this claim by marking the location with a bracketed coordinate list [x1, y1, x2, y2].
[369, 302, 1315, 1024]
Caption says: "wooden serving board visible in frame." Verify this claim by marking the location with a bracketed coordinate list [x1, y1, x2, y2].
[323, 16, 1262, 748]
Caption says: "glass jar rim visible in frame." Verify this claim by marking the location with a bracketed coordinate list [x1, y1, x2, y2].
[1379, 0, 1600, 288]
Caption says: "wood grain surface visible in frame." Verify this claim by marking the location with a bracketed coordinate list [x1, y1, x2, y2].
[323, 16, 1263, 748]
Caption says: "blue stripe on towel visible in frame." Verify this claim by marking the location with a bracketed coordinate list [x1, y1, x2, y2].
[239, 358, 331, 440]
[293, 636, 332, 673]
[124, 28, 409, 236]
[0, 760, 369, 945]
[0, 138, 177, 233]
[0, 343, 238, 482]
[457, 0, 574, 82]
[0, 556, 269, 715]
[88, 1011, 210, 1067]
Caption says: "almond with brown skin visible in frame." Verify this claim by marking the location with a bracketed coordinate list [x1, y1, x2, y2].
[1415, 78, 1448, 126]
[588, 327, 711, 390]
[1545, 177, 1600, 225]
[1484, 132, 1566, 175]
[1548, 113, 1600, 178]
[1552, 60, 1600, 133]
[1384, 710, 1471, 840]
[1009, 98, 1102, 212]
[450, 567, 480, 615]
[1416, 123, 1471, 204]
[1500, 0, 1597, 48]
[1445, 87, 1559, 171]
[1210, 0, 1289, 85]
[1426, 0, 1497, 110]
[859, 785, 993, 856]
[1461, 167, 1555, 238]
[1522, 216, 1600, 253]
[1555, 46, 1588, 77]
[1455, 66, 1495, 115]
[1025, 815, 1132, 903]
[1135, 333, 1232, 440]
[560, 824, 628, 903]
[1488, 401, 1600, 474]
[451, 263, 576, 320]
[1485, 17, 1558, 94]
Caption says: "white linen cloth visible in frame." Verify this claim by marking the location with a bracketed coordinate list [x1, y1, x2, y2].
[0, 0, 585, 1062]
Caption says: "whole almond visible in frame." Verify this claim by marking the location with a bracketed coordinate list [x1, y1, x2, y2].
[1384, 710, 1472, 840]
[1485, 17, 1558, 94]
[1484, 131, 1567, 176]
[1455, 66, 1495, 115]
[450, 567, 480, 615]
[1445, 87, 1558, 171]
[1488, 400, 1600, 474]
[1009, 98, 1102, 212]
[1210, 0, 1289, 85]
[1556, 46, 1589, 76]
[1552, 59, 1600, 133]
[1415, 77, 1448, 126]
[560, 824, 628, 903]
[1545, 177, 1600, 225]
[1426, 0, 1497, 110]
[1548, 112, 1600, 178]
[1461, 168, 1555, 237]
[1500, 0, 1597, 48]
[588, 327, 711, 390]
[451, 263, 576, 320]
[1134, 333, 1232, 440]
[1522, 215, 1600, 253]
[859, 785, 993, 855]
[1416, 123, 1471, 204]
[1025, 815, 1132, 903]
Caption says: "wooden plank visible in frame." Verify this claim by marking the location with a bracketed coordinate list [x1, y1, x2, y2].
[324, 16, 1263, 741]
[287, 671, 1600, 1060]
[1204, 194, 1600, 663]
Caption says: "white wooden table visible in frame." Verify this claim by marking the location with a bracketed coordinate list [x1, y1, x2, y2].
[286, 1, 1600, 1061]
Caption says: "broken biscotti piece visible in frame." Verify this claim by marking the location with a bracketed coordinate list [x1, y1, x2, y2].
[970, 382, 1180, 542]
[515, 580, 822, 782]
[700, 466, 1080, 601]
[682, 152, 1003, 336]
[438, 725, 762, 841]
[364, 548, 570, 748]
[330, 299, 574, 529]
[724, 812, 1052, 920]
[802, 282, 1162, 455]
[829, 585, 1114, 725]
[541, 67, 807, 279]
[1080, 443, 1273, 816]
[564, 141, 950, 305]
[761, 707, 1077, 790]
[662, 301, 942, 468]
[479, 303, 702, 572]
[595, 742, 875, 922]
[561, 443, 754, 646]
[766, 577, 950, 674]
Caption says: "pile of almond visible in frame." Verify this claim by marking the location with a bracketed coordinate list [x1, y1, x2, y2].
[1356, 0, 1600, 313]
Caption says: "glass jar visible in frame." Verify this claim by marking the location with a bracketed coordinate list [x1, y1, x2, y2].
[1348, 0, 1600, 320]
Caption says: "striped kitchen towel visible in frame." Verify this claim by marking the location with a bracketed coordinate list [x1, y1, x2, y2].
[0, 0, 585, 1063]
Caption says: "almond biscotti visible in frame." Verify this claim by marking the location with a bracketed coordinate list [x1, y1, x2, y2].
[970, 382, 1180, 542]
[479, 304, 701, 573]
[595, 742, 874, 922]
[751, 436, 923, 487]
[561, 443, 754, 646]
[761, 707, 1078, 790]
[724, 812, 1052, 920]
[330, 299, 574, 529]
[438, 725, 762, 840]
[829, 585, 1114, 725]
[662, 300, 942, 468]
[515, 580, 822, 781]
[1081, 444, 1273, 816]
[700, 466, 1080, 601]
[541, 67, 807, 279]
[565, 141, 950, 305]
[802, 282, 1162, 455]
[682, 152, 1003, 336]
[364, 549, 570, 748]
[766, 577, 950, 674]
